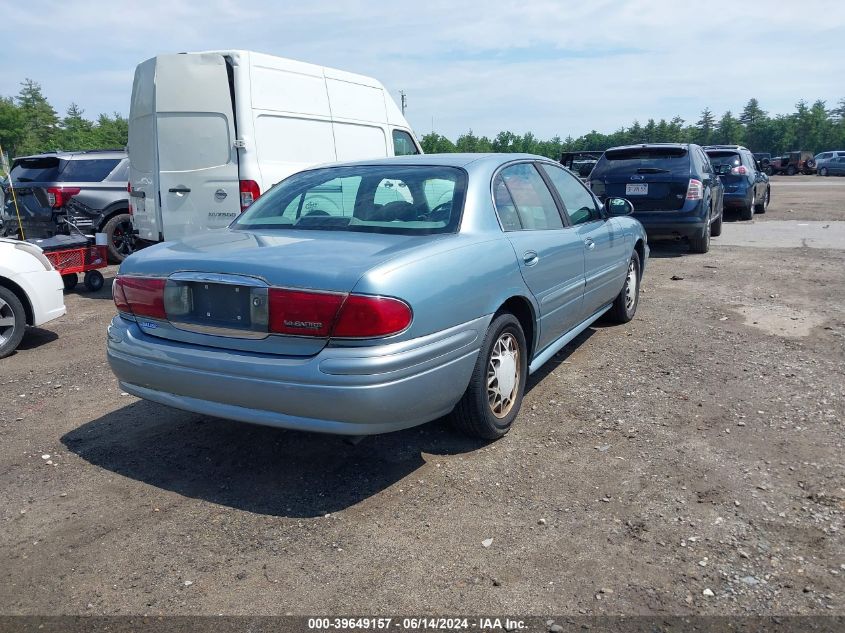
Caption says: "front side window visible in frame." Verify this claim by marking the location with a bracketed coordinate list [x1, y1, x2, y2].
[392, 129, 419, 156]
[234, 165, 465, 235]
[540, 163, 600, 226]
[493, 163, 563, 230]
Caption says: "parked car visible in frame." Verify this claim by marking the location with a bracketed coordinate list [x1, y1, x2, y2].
[814, 151, 845, 176]
[128, 50, 421, 246]
[2, 150, 134, 262]
[818, 156, 845, 176]
[107, 154, 648, 440]
[753, 152, 772, 168]
[560, 151, 603, 179]
[0, 237, 66, 358]
[587, 143, 723, 253]
[768, 151, 815, 175]
[705, 145, 770, 220]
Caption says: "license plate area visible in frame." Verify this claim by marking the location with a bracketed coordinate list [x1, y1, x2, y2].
[164, 276, 269, 338]
[626, 183, 648, 195]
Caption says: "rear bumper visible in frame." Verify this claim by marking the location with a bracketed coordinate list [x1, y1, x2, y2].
[722, 187, 752, 208]
[106, 315, 487, 435]
[632, 200, 707, 239]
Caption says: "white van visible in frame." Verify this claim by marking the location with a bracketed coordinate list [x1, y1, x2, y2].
[127, 50, 421, 243]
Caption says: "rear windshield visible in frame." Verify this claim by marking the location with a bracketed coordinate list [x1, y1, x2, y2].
[592, 147, 690, 177]
[706, 151, 742, 170]
[10, 156, 121, 183]
[233, 165, 467, 235]
[10, 157, 60, 182]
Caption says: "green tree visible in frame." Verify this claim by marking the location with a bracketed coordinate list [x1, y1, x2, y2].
[59, 103, 95, 150]
[0, 96, 25, 156]
[739, 98, 767, 125]
[420, 132, 456, 154]
[695, 107, 716, 145]
[16, 79, 59, 154]
[714, 111, 744, 145]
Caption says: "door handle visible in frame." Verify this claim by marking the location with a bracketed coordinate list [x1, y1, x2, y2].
[168, 186, 191, 194]
[584, 238, 596, 250]
[522, 251, 539, 266]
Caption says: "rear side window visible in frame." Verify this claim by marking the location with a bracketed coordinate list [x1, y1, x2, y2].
[593, 147, 690, 177]
[392, 129, 419, 156]
[59, 158, 121, 182]
[493, 163, 563, 231]
[10, 157, 60, 182]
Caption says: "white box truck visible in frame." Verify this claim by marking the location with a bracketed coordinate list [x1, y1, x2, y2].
[127, 50, 422, 243]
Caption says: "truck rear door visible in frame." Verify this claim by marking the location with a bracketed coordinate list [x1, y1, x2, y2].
[129, 54, 240, 242]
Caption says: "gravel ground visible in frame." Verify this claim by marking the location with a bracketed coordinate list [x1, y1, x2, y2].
[0, 178, 843, 616]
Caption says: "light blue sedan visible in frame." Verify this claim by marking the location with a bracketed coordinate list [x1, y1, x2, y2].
[107, 154, 648, 439]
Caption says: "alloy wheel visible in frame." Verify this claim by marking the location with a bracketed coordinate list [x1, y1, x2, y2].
[625, 259, 638, 311]
[112, 219, 136, 256]
[0, 296, 16, 347]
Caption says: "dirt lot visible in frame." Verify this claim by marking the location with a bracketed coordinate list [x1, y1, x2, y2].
[1, 177, 843, 616]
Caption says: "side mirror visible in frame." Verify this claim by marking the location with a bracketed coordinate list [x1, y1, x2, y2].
[605, 197, 634, 216]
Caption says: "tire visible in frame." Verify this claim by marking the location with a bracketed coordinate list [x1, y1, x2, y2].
[0, 286, 26, 359]
[62, 274, 78, 291]
[740, 192, 755, 221]
[689, 223, 711, 253]
[710, 210, 723, 237]
[820, 167, 829, 177]
[765, 166, 774, 176]
[754, 187, 769, 213]
[448, 312, 528, 440]
[103, 212, 136, 263]
[786, 165, 796, 176]
[84, 270, 105, 292]
[608, 250, 641, 323]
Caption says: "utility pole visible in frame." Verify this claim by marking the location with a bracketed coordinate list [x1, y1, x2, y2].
[399, 90, 407, 115]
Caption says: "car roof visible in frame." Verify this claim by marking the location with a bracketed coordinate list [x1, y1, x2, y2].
[311, 153, 554, 170]
[605, 143, 692, 152]
[13, 149, 127, 161]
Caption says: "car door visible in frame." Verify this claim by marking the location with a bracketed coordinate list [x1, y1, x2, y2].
[743, 150, 764, 200]
[493, 162, 585, 352]
[539, 162, 629, 317]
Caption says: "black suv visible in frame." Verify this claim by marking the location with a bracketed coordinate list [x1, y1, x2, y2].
[1, 150, 135, 262]
[588, 144, 724, 253]
[705, 145, 770, 220]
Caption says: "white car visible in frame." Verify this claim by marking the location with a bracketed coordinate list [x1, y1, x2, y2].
[0, 238, 66, 358]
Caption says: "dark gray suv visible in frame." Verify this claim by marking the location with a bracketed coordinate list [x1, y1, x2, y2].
[2, 150, 135, 262]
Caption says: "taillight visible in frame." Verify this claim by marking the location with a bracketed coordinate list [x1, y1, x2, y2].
[730, 165, 748, 176]
[332, 295, 412, 338]
[46, 186, 81, 208]
[239, 180, 260, 211]
[113, 277, 166, 319]
[127, 182, 133, 216]
[268, 289, 345, 337]
[686, 179, 703, 200]
[267, 289, 412, 338]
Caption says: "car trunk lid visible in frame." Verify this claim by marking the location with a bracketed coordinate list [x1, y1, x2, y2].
[589, 147, 691, 211]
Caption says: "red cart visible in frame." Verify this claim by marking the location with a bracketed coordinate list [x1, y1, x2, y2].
[28, 235, 108, 291]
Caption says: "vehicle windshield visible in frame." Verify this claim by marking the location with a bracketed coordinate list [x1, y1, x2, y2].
[706, 151, 742, 172]
[233, 165, 467, 235]
[592, 147, 689, 177]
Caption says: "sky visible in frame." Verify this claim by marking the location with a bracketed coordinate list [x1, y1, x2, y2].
[1, 0, 844, 141]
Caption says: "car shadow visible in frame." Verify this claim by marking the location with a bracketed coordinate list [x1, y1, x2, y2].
[16, 326, 59, 351]
[526, 327, 596, 391]
[61, 400, 487, 518]
[646, 240, 690, 258]
[64, 276, 115, 300]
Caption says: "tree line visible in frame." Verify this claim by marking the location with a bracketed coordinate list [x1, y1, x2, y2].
[0, 79, 127, 158]
[421, 98, 845, 159]
[1, 80, 843, 163]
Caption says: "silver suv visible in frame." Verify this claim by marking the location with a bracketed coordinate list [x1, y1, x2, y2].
[1, 150, 135, 262]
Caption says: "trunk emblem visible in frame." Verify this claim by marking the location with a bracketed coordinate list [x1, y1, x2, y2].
[630, 175, 645, 181]
[215, 189, 228, 200]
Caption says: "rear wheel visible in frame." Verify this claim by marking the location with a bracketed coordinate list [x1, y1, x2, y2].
[710, 210, 723, 236]
[740, 192, 755, 221]
[820, 167, 829, 177]
[786, 165, 797, 176]
[62, 274, 78, 291]
[103, 213, 136, 263]
[84, 270, 104, 292]
[754, 187, 769, 213]
[0, 286, 26, 359]
[449, 313, 527, 440]
[608, 250, 641, 323]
